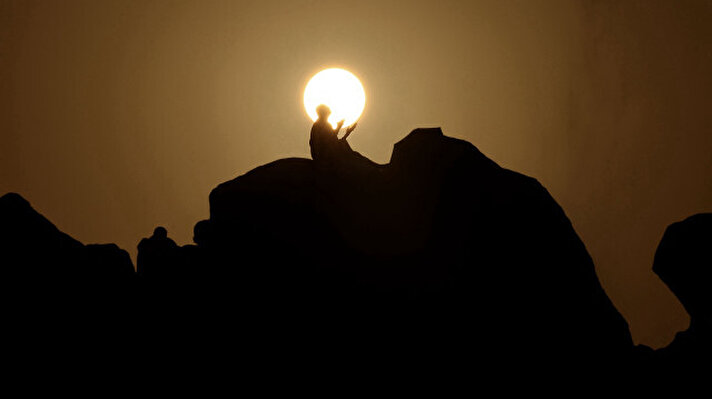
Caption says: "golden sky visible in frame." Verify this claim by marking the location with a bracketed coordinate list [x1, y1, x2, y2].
[1, 0, 711, 348]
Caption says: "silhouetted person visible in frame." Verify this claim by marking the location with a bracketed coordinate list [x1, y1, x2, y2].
[193, 220, 211, 247]
[137, 226, 178, 280]
[309, 104, 356, 162]
[653, 213, 711, 363]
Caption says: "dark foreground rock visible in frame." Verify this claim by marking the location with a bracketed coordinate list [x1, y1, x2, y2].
[12, 128, 702, 376]
[196, 128, 634, 366]
[0, 193, 135, 298]
[0, 192, 136, 363]
[652, 213, 711, 365]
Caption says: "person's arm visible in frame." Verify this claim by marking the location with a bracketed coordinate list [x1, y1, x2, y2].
[334, 119, 345, 136]
[341, 122, 357, 141]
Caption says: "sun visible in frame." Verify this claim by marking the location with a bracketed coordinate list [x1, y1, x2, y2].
[304, 68, 366, 129]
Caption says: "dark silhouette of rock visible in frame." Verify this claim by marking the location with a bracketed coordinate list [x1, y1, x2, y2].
[0, 192, 84, 274]
[653, 213, 712, 364]
[2, 128, 651, 373]
[202, 127, 634, 365]
[83, 243, 136, 291]
[0, 192, 135, 295]
[0, 192, 137, 359]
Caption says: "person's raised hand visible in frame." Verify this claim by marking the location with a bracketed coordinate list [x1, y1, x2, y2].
[346, 122, 358, 134]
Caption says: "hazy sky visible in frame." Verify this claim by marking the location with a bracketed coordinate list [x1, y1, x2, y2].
[1, 0, 711, 348]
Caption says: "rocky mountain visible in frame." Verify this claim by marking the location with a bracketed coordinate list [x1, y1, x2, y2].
[2, 128, 666, 372]
[195, 128, 634, 365]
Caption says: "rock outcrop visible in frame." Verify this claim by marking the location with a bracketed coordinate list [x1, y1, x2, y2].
[653, 213, 712, 364]
[0, 192, 135, 311]
[2, 128, 648, 370]
[198, 128, 634, 364]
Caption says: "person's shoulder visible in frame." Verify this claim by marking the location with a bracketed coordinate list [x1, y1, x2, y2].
[137, 237, 151, 249]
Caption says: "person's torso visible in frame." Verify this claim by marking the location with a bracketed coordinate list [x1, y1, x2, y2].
[310, 120, 339, 160]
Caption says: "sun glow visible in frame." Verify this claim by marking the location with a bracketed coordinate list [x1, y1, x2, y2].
[304, 68, 366, 129]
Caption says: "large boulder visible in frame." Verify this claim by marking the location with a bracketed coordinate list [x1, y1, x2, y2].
[653, 213, 712, 364]
[0, 192, 136, 310]
[200, 128, 634, 364]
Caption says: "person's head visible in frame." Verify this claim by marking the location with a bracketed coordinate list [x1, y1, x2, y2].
[193, 220, 210, 246]
[153, 226, 168, 239]
[653, 214, 712, 324]
[316, 104, 331, 120]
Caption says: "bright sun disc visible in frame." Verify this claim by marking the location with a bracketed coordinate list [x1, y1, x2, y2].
[304, 68, 366, 129]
